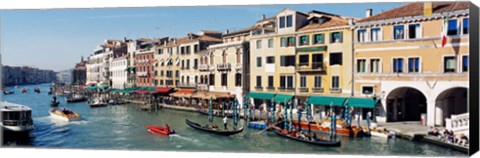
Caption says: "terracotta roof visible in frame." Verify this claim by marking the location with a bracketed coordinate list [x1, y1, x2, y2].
[298, 15, 350, 31]
[200, 30, 221, 34]
[159, 34, 222, 48]
[358, 2, 470, 23]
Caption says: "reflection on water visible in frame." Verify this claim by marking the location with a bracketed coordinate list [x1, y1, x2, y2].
[1, 84, 467, 156]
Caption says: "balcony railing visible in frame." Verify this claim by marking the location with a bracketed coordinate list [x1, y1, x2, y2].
[217, 63, 231, 71]
[178, 82, 197, 88]
[137, 71, 148, 77]
[266, 86, 275, 91]
[295, 62, 325, 72]
[235, 63, 242, 71]
[298, 87, 308, 92]
[330, 88, 342, 93]
[312, 87, 324, 93]
[255, 86, 263, 91]
[197, 84, 209, 91]
[278, 87, 295, 92]
[199, 64, 209, 71]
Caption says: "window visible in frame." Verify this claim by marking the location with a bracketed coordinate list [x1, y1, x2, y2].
[444, 56, 456, 73]
[154, 70, 158, 76]
[358, 29, 367, 42]
[195, 76, 198, 83]
[299, 55, 309, 66]
[463, 18, 469, 34]
[280, 76, 285, 88]
[370, 59, 381, 73]
[393, 58, 404, 73]
[393, 25, 405, 40]
[175, 70, 179, 77]
[256, 76, 262, 87]
[299, 35, 309, 46]
[266, 56, 275, 64]
[186, 60, 190, 69]
[268, 39, 274, 48]
[300, 76, 306, 88]
[268, 76, 274, 88]
[329, 53, 342, 65]
[236, 49, 241, 64]
[287, 76, 293, 88]
[280, 37, 287, 47]
[330, 32, 343, 43]
[408, 57, 420, 73]
[314, 76, 322, 88]
[447, 19, 458, 36]
[287, 37, 295, 46]
[256, 40, 262, 49]
[181, 60, 185, 69]
[280, 55, 296, 67]
[331, 76, 339, 89]
[362, 86, 374, 94]
[313, 34, 324, 44]
[279, 16, 286, 28]
[194, 59, 198, 69]
[462, 56, 468, 72]
[408, 24, 421, 39]
[257, 57, 262, 67]
[209, 74, 215, 86]
[194, 44, 199, 53]
[357, 59, 367, 73]
[221, 74, 227, 86]
[154, 79, 158, 86]
[222, 51, 227, 63]
[235, 73, 242, 87]
[286, 15, 292, 27]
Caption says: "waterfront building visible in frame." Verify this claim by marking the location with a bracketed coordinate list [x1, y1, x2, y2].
[2, 66, 56, 86]
[248, 9, 355, 115]
[72, 56, 87, 85]
[86, 39, 127, 85]
[56, 69, 73, 84]
[136, 38, 169, 88]
[154, 38, 179, 88]
[353, 2, 469, 132]
[110, 55, 128, 89]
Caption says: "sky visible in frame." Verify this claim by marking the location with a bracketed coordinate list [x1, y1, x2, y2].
[0, 2, 406, 71]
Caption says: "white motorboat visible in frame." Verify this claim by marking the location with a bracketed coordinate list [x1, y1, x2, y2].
[0, 101, 35, 132]
[49, 108, 80, 122]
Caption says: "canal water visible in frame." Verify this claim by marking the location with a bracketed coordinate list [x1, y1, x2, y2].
[2, 84, 466, 156]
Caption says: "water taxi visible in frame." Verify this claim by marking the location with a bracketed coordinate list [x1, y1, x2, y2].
[49, 108, 80, 122]
[0, 101, 35, 132]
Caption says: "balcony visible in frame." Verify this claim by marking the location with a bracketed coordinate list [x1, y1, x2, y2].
[330, 88, 342, 93]
[296, 62, 325, 72]
[137, 71, 148, 77]
[197, 84, 209, 91]
[446, 113, 469, 135]
[298, 87, 308, 92]
[312, 87, 324, 93]
[178, 82, 197, 88]
[217, 63, 231, 71]
[235, 63, 242, 71]
[199, 64, 209, 71]
[255, 86, 263, 91]
[278, 87, 295, 92]
[266, 86, 275, 91]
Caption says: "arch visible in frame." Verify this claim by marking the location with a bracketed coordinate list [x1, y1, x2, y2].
[434, 87, 468, 126]
[222, 50, 227, 64]
[385, 87, 427, 122]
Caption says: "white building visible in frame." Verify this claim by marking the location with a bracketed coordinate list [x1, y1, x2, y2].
[56, 69, 73, 84]
[110, 55, 128, 89]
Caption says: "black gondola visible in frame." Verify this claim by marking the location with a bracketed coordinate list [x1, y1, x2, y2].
[3, 90, 14, 95]
[273, 130, 341, 147]
[185, 119, 243, 136]
[50, 101, 60, 107]
[198, 109, 233, 118]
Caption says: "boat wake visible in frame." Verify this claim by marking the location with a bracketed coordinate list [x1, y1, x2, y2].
[170, 134, 204, 145]
[69, 120, 90, 125]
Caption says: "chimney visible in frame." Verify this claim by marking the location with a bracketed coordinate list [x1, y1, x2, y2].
[366, 9, 372, 18]
[262, 14, 266, 20]
[424, 2, 433, 17]
[348, 18, 354, 26]
[173, 39, 177, 45]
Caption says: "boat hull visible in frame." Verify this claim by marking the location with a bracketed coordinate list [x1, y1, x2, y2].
[90, 103, 108, 108]
[274, 130, 341, 147]
[185, 119, 243, 136]
[49, 110, 80, 122]
[291, 120, 365, 137]
[147, 125, 173, 136]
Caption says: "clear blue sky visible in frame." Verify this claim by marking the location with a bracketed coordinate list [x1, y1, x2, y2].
[0, 2, 405, 71]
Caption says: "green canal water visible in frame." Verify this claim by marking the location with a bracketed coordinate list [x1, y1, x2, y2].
[2, 84, 467, 156]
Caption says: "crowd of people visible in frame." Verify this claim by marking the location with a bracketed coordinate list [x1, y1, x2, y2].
[427, 126, 468, 146]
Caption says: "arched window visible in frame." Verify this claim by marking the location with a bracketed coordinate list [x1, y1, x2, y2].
[236, 49, 241, 64]
[210, 53, 214, 65]
[222, 51, 227, 64]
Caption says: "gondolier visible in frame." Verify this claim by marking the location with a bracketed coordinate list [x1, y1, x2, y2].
[223, 115, 228, 130]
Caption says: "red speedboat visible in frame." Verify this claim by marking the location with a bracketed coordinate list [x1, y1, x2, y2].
[146, 124, 175, 136]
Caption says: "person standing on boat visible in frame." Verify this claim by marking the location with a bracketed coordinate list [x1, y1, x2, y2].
[223, 115, 228, 130]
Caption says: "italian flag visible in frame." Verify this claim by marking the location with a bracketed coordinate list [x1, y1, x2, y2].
[441, 15, 449, 48]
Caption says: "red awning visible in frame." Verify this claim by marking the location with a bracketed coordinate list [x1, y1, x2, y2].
[155, 87, 172, 94]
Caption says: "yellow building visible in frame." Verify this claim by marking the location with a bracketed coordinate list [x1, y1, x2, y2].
[353, 2, 469, 128]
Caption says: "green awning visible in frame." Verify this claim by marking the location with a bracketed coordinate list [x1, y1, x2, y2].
[274, 94, 293, 103]
[307, 96, 346, 106]
[346, 98, 379, 108]
[247, 92, 275, 100]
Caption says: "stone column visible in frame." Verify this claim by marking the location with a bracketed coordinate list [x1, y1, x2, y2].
[427, 98, 436, 126]
[435, 100, 444, 126]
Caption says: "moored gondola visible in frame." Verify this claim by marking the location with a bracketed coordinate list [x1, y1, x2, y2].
[274, 130, 341, 147]
[185, 119, 243, 136]
[198, 109, 233, 118]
